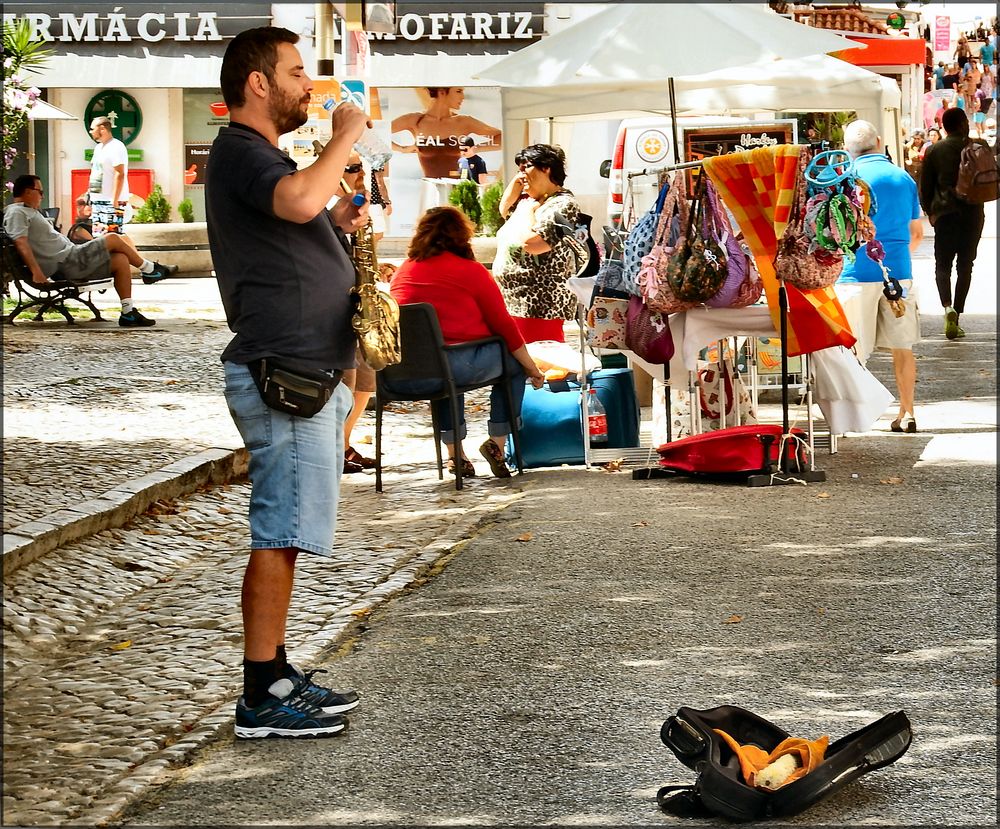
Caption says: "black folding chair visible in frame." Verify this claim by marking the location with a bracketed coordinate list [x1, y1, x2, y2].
[375, 302, 525, 492]
[40, 207, 61, 233]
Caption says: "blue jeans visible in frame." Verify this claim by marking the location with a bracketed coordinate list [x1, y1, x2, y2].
[388, 341, 526, 444]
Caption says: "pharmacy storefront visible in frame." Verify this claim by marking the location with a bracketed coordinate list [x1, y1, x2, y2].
[6, 2, 561, 229]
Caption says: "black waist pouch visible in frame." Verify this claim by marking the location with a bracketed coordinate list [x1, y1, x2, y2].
[247, 357, 342, 418]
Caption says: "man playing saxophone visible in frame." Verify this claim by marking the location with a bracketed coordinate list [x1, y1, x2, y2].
[206, 26, 370, 739]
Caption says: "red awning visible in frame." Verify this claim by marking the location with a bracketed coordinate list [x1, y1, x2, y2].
[835, 36, 926, 67]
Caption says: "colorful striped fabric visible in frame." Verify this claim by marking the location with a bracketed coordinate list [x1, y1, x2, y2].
[704, 146, 856, 357]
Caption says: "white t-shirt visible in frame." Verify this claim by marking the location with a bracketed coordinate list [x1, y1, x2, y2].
[89, 137, 130, 204]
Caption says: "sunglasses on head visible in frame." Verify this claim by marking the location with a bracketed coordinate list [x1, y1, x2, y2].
[344, 163, 363, 174]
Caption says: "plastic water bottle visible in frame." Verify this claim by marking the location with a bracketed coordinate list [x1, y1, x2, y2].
[322, 99, 393, 169]
[584, 388, 608, 447]
[352, 127, 393, 169]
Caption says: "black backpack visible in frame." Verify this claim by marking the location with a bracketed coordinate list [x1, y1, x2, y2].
[955, 138, 1000, 204]
[658, 705, 912, 822]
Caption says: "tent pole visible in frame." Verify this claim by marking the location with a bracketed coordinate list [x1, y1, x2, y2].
[668, 77, 680, 164]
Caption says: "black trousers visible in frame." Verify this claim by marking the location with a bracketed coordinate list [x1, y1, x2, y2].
[932, 206, 985, 314]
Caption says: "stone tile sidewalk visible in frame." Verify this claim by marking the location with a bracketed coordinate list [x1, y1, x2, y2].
[2, 287, 529, 825]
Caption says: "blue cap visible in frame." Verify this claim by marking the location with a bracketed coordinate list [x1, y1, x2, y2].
[350, 192, 366, 206]
[322, 99, 336, 111]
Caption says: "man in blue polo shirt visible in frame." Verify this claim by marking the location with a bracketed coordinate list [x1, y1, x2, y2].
[835, 119, 924, 433]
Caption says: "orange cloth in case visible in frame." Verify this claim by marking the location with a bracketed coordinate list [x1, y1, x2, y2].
[714, 728, 830, 790]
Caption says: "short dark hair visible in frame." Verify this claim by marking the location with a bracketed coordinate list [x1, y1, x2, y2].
[220, 26, 299, 109]
[11, 174, 40, 197]
[519, 144, 568, 185]
[942, 107, 970, 136]
[406, 206, 476, 262]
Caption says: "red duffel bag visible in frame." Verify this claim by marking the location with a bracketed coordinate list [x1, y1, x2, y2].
[655, 424, 808, 477]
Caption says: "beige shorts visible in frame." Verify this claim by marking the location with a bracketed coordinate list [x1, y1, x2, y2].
[835, 280, 920, 363]
[343, 346, 376, 393]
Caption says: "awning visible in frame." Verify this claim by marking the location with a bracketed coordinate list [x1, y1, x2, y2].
[28, 100, 78, 121]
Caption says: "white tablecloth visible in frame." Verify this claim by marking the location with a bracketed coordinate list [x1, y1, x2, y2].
[619, 304, 892, 439]
[625, 304, 777, 381]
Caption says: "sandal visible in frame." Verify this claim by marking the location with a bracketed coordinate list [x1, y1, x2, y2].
[479, 439, 512, 479]
[345, 445, 376, 470]
[446, 458, 476, 478]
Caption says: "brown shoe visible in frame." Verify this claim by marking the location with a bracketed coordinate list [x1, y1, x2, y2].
[345, 445, 376, 469]
[446, 458, 476, 478]
[343, 459, 365, 474]
[479, 439, 511, 478]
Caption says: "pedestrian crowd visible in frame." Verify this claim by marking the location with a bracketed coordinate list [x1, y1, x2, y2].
[927, 20, 998, 141]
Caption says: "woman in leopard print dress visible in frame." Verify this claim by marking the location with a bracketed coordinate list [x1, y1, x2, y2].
[493, 144, 586, 343]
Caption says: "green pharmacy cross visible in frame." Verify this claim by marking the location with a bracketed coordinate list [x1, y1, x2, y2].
[84, 90, 143, 145]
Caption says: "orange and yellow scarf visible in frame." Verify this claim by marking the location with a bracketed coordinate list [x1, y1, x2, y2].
[703, 146, 856, 357]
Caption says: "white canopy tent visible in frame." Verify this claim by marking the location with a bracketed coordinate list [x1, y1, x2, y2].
[484, 52, 902, 169]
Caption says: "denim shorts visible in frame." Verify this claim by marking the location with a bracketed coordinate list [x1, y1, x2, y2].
[224, 361, 353, 556]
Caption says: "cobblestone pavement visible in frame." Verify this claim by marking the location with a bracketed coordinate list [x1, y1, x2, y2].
[2, 282, 529, 826]
[2, 211, 995, 827]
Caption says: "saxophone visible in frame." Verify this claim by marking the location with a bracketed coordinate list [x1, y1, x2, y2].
[351, 217, 401, 371]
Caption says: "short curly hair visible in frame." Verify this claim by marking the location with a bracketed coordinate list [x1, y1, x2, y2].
[406, 206, 476, 262]
[519, 144, 568, 185]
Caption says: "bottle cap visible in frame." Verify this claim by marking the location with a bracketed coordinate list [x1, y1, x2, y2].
[322, 99, 336, 112]
[351, 192, 366, 207]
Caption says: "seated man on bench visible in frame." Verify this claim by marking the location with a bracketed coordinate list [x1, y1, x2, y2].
[3, 174, 177, 327]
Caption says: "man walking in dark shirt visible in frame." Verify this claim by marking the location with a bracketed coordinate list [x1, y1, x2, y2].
[206, 26, 370, 739]
[919, 107, 987, 340]
[457, 136, 489, 183]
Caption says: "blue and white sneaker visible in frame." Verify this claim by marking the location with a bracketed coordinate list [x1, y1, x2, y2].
[285, 664, 360, 716]
[235, 677, 347, 739]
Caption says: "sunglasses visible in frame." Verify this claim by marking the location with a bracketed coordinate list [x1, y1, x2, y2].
[344, 163, 363, 174]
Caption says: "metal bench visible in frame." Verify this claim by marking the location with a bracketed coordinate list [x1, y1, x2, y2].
[2, 229, 114, 325]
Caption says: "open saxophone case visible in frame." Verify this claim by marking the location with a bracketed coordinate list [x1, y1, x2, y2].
[631, 145, 865, 487]
[656, 705, 913, 822]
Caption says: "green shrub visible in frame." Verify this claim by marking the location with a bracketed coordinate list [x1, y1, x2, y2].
[132, 185, 171, 223]
[479, 180, 505, 236]
[177, 198, 194, 223]
[448, 180, 481, 229]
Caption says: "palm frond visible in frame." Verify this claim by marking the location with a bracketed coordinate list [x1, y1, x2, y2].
[2, 19, 53, 75]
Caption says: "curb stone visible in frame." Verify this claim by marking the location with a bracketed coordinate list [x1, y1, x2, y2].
[74, 489, 530, 827]
[2, 447, 248, 577]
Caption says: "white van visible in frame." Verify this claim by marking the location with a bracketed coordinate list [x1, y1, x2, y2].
[604, 116, 799, 227]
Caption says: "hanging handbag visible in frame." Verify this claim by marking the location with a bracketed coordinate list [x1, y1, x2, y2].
[625, 295, 675, 364]
[644, 172, 700, 314]
[775, 149, 843, 291]
[586, 295, 630, 350]
[698, 352, 756, 430]
[702, 180, 764, 308]
[622, 179, 671, 297]
[665, 175, 729, 303]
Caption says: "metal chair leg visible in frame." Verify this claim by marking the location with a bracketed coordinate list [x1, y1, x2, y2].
[430, 405, 444, 480]
[449, 391, 463, 491]
[375, 398, 384, 493]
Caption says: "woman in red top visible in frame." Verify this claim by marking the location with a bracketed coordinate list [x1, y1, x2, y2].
[390, 206, 544, 478]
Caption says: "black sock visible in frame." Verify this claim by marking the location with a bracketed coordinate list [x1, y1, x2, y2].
[275, 644, 290, 678]
[243, 657, 280, 707]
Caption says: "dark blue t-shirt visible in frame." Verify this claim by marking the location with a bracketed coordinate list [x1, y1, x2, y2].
[838, 153, 921, 284]
[458, 153, 488, 182]
[206, 123, 357, 371]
